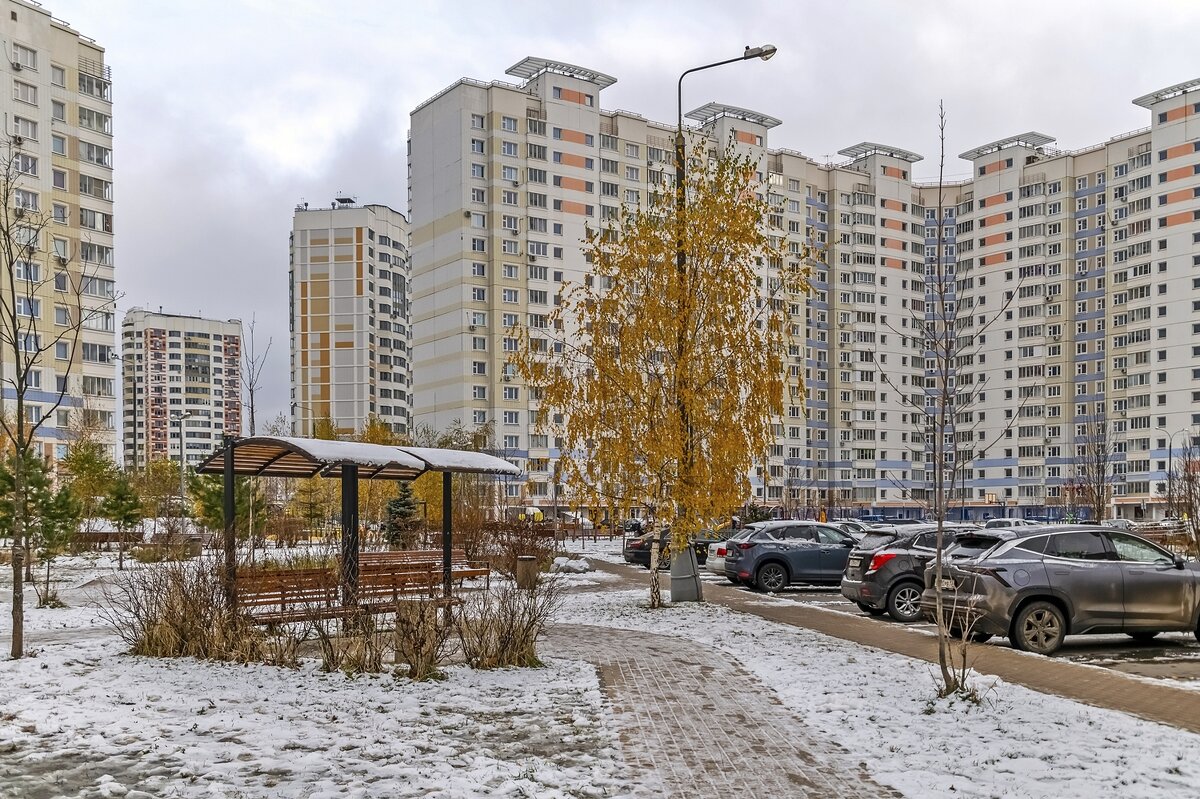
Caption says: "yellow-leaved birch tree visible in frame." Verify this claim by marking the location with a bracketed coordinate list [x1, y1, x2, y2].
[513, 144, 809, 605]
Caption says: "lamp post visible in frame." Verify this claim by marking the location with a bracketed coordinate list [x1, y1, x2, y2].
[171, 410, 193, 534]
[670, 44, 777, 604]
[1156, 427, 1188, 519]
[111, 352, 139, 470]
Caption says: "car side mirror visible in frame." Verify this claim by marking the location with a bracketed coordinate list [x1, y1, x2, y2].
[1175, 555, 1187, 570]
[843, 539, 855, 547]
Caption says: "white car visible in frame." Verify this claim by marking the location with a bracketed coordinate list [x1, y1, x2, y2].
[559, 511, 594, 530]
[706, 527, 756, 578]
[983, 518, 1036, 529]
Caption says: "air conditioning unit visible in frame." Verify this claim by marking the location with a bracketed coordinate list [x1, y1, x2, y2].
[11, 135, 21, 146]
[56, 255, 68, 266]
[511, 180, 520, 187]
[528, 254, 537, 262]
[463, 211, 472, 218]
[13, 207, 23, 218]
[11, 61, 21, 72]
[502, 375, 512, 382]
[468, 324, 477, 332]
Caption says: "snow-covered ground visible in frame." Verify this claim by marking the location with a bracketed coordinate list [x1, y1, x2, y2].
[557, 588, 1200, 799]
[5, 551, 1200, 797]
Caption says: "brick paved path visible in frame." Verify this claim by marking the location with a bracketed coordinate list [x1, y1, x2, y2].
[544, 624, 899, 798]
[583, 558, 1200, 735]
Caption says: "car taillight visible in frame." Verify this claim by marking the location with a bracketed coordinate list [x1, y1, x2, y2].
[737, 542, 756, 550]
[960, 565, 1010, 587]
[867, 552, 898, 572]
[629, 540, 642, 549]
[717, 546, 726, 557]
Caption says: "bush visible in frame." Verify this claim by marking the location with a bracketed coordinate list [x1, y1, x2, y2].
[475, 522, 559, 579]
[393, 595, 453, 680]
[456, 576, 564, 669]
[101, 554, 266, 662]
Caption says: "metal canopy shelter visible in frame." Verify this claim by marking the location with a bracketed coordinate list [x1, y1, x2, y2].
[196, 436, 521, 609]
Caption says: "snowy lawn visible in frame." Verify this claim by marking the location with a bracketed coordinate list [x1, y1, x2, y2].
[557, 588, 1200, 799]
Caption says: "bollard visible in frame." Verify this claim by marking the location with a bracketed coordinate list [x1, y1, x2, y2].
[515, 555, 538, 590]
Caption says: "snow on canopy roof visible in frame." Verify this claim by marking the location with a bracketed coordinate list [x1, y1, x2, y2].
[196, 436, 521, 480]
[398, 446, 522, 475]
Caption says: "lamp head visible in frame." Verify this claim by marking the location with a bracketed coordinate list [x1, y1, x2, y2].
[744, 44, 778, 61]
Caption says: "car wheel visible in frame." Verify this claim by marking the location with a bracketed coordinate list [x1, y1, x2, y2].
[1011, 601, 1066, 655]
[855, 601, 887, 616]
[886, 583, 924, 623]
[755, 562, 788, 593]
[1127, 631, 1160, 642]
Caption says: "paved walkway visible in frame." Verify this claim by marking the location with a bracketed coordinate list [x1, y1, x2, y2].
[587, 558, 1200, 734]
[544, 623, 898, 798]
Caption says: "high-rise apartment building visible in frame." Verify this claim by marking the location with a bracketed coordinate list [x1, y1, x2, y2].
[408, 57, 1200, 522]
[120, 308, 242, 468]
[1, 0, 116, 462]
[289, 201, 412, 438]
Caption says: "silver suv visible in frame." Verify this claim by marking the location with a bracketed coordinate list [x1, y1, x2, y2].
[920, 525, 1200, 655]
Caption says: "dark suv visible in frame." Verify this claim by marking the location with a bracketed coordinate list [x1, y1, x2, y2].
[921, 525, 1200, 655]
[724, 520, 856, 591]
[841, 524, 979, 622]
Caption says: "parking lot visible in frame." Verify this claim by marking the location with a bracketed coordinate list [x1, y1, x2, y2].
[695, 570, 1200, 686]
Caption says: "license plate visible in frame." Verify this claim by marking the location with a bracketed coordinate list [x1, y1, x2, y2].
[939, 578, 956, 591]
[850, 557, 862, 569]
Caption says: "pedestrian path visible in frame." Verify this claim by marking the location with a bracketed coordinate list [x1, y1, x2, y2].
[543, 623, 899, 799]
[586, 559, 1200, 735]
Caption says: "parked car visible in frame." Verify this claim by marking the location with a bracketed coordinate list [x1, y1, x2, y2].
[706, 526, 759, 577]
[724, 521, 857, 591]
[983, 518, 1037, 529]
[1103, 518, 1134, 532]
[841, 523, 979, 622]
[832, 518, 870, 539]
[623, 529, 716, 569]
[921, 525, 1200, 655]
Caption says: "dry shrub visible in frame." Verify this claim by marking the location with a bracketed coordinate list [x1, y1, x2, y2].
[476, 522, 559, 579]
[310, 611, 387, 674]
[456, 576, 564, 669]
[393, 595, 453, 680]
[101, 555, 266, 662]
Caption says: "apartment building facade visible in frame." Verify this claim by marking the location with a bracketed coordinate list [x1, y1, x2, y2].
[1, 0, 117, 462]
[289, 201, 412, 438]
[120, 308, 242, 468]
[408, 57, 1200, 522]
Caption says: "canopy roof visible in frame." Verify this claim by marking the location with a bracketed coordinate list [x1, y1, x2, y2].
[195, 436, 521, 480]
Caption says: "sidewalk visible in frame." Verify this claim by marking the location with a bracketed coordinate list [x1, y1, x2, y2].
[544, 622, 899, 798]
[587, 559, 1200, 734]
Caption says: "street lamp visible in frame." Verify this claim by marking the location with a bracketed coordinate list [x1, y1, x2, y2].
[171, 410, 193, 534]
[1156, 427, 1189, 518]
[670, 45, 777, 604]
[110, 352, 139, 470]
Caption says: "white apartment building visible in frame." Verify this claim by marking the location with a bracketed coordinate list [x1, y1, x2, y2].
[1, 0, 116, 462]
[120, 308, 242, 468]
[409, 58, 1200, 522]
[289, 201, 412, 438]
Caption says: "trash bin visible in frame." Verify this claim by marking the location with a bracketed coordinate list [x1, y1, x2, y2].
[515, 555, 538, 590]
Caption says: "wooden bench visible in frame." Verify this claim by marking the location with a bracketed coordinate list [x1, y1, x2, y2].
[235, 549, 489, 625]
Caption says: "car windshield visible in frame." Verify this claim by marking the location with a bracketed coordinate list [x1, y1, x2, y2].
[947, 534, 1005, 558]
[857, 532, 897, 551]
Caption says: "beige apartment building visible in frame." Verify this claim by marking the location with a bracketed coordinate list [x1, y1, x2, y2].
[289, 201, 412, 438]
[1, 0, 117, 463]
[409, 58, 1200, 522]
[120, 308, 242, 468]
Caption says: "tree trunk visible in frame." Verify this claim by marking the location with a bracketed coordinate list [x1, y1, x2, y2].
[10, 544, 23, 657]
[648, 540, 662, 609]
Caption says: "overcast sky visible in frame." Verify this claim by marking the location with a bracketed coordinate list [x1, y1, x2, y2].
[48, 0, 1200, 428]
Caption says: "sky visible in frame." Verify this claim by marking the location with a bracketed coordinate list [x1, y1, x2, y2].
[45, 0, 1200, 429]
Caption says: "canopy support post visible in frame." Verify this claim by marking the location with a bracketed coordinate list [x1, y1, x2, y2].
[223, 435, 237, 612]
[442, 471, 453, 599]
[341, 464, 360, 607]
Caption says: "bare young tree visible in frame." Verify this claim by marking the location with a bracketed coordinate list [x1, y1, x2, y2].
[879, 104, 1024, 697]
[1175, 432, 1200, 556]
[0, 139, 117, 657]
[240, 314, 271, 438]
[1073, 416, 1115, 523]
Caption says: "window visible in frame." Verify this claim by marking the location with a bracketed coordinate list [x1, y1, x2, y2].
[502, 165, 518, 181]
[472, 385, 487, 400]
[52, 169, 67, 190]
[13, 80, 37, 104]
[470, 138, 484, 154]
[503, 386, 519, 401]
[12, 44, 36, 70]
[471, 163, 485, 179]
[470, 187, 485, 203]
[78, 107, 111, 134]
[503, 411, 519, 425]
[625, 165, 640, 181]
[54, 306, 70, 326]
[14, 260, 38, 281]
[14, 189, 38, 211]
[51, 100, 65, 122]
[51, 65, 65, 87]
[1109, 533, 1172, 563]
[13, 117, 36, 140]
[501, 116, 517, 132]
[51, 135, 65, 155]
[52, 203, 67, 224]
[470, 113, 485, 129]
[1048, 531, 1111, 560]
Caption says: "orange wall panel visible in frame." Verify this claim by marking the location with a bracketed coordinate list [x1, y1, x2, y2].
[559, 176, 587, 192]
[1165, 105, 1192, 123]
[1165, 143, 1195, 160]
[1163, 188, 1195, 205]
[735, 130, 758, 144]
[982, 213, 1008, 227]
[1164, 166, 1194, 182]
[981, 252, 1008, 266]
[559, 88, 589, 105]
[982, 233, 1008, 247]
[981, 193, 1007, 208]
[881, 199, 904, 211]
[559, 152, 587, 168]
[1164, 211, 1193, 227]
[882, 218, 904, 230]
[559, 200, 588, 215]
[983, 160, 1006, 175]
[883, 166, 905, 179]
[560, 128, 588, 145]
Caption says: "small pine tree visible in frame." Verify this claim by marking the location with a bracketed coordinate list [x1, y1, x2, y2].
[37, 485, 81, 604]
[0, 452, 55, 583]
[385, 482, 420, 549]
[101, 474, 144, 571]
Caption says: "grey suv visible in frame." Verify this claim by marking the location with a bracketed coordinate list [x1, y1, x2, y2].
[920, 525, 1200, 655]
[724, 520, 856, 591]
[841, 523, 979, 622]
